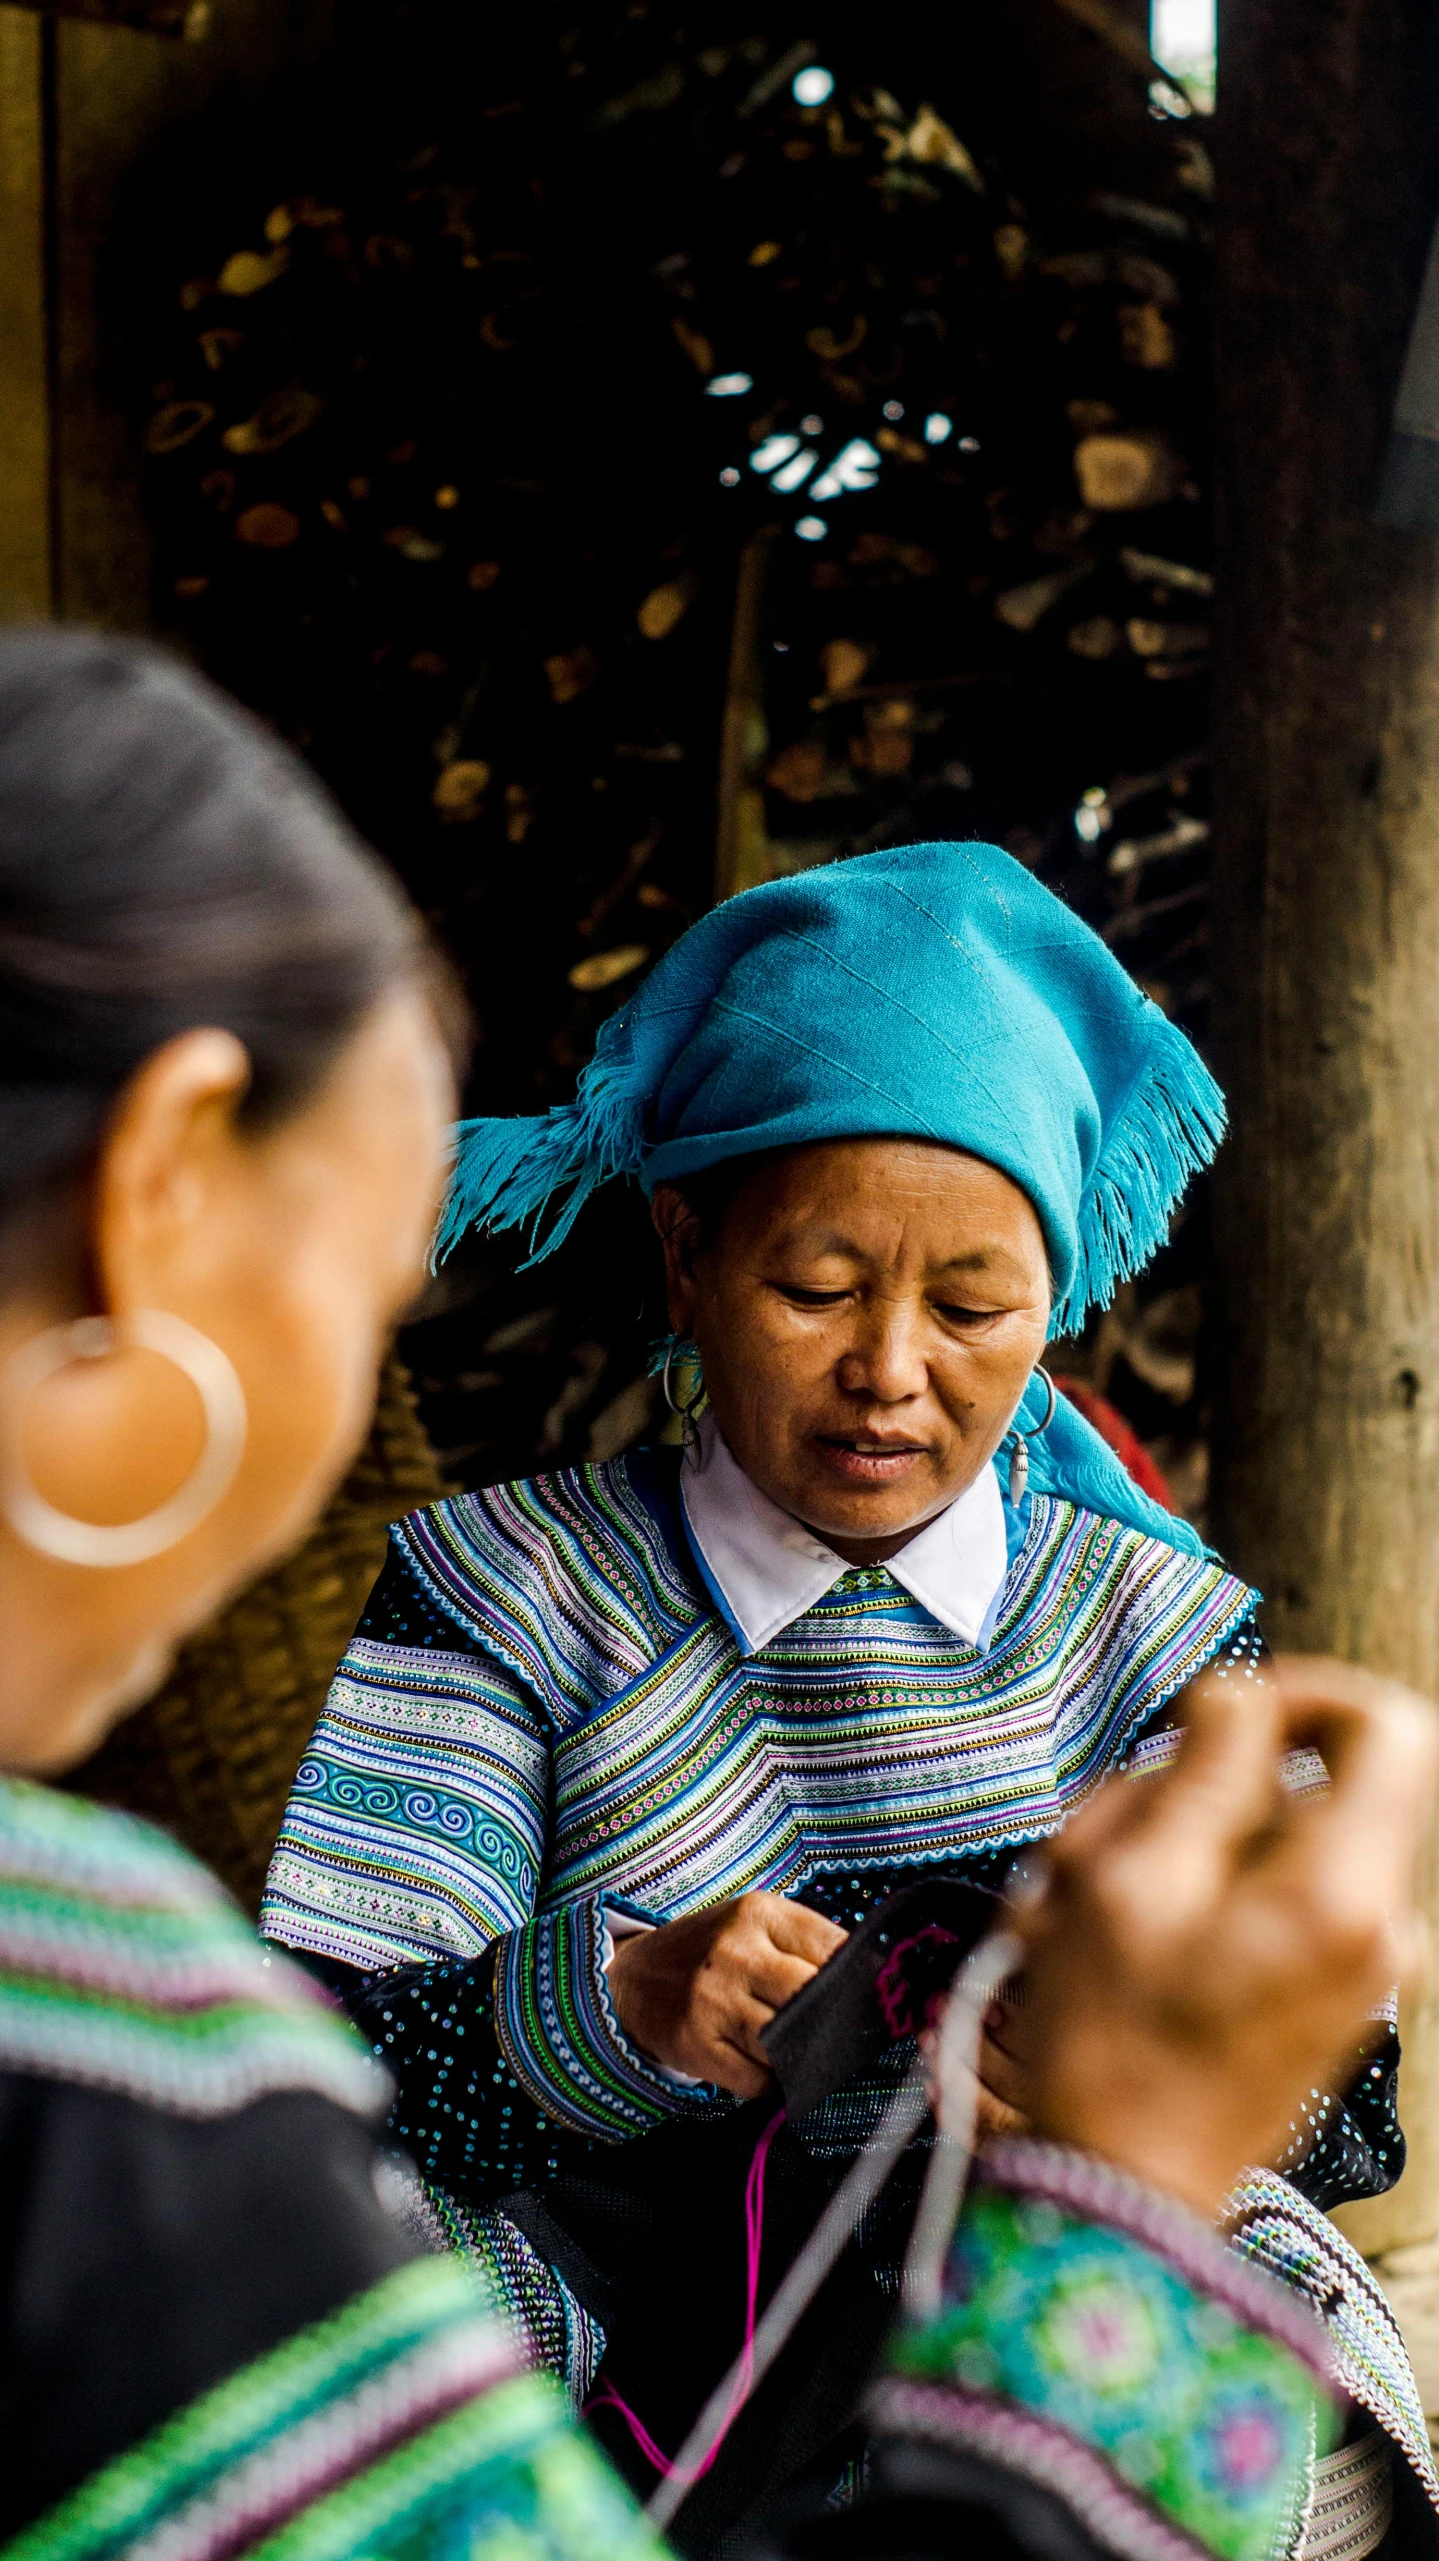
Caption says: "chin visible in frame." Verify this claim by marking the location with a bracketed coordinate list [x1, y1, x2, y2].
[24, 1636, 176, 1779]
[800, 1480, 945, 1540]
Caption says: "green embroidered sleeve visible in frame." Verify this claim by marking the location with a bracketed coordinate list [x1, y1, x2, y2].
[4, 2257, 663, 2561]
[873, 2140, 1339, 2561]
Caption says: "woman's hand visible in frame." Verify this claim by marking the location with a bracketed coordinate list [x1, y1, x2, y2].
[1009, 1654, 1436, 2218]
[924, 1996, 1031, 2137]
[974, 1998, 1030, 2137]
[607, 1892, 848, 2097]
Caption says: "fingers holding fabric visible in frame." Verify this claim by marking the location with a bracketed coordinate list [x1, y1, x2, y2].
[607, 1890, 847, 2097]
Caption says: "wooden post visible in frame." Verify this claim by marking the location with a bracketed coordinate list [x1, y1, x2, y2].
[1209, 0, 1439, 2252]
[0, 8, 51, 619]
[0, 0, 335, 637]
[714, 532, 775, 902]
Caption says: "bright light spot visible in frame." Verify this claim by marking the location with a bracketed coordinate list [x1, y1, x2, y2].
[883, 400, 905, 422]
[795, 515, 829, 541]
[751, 433, 801, 473]
[800, 413, 824, 435]
[924, 412, 953, 444]
[772, 639, 790, 652]
[719, 466, 741, 486]
[1075, 789, 1110, 845]
[707, 371, 754, 397]
[1148, 76, 1192, 118]
[1151, 0, 1215, 108]
[958, 435, 980, 453]
[809, 438, 881, 501]
[792, 64, 835, 105]
[771, 448, 817, 491]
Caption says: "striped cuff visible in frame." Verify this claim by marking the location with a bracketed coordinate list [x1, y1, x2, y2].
[873, 2139, 1339, 2561]
[492, 1895, 726, 2140]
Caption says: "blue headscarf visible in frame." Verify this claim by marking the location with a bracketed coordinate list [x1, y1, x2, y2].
[442, 841, 1224, 1556]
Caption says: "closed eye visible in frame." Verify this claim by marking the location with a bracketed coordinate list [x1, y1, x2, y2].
[776, 1283, 851, 1308]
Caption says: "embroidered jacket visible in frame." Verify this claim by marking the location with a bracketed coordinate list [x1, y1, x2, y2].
[262, 1445, 1255, 2170]
[257, 1454, 1439, 2554]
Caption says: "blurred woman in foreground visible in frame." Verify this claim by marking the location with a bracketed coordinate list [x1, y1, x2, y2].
[0, 628, 1430, 2561]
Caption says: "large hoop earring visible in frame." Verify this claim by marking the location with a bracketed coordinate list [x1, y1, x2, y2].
[661, 1335, 706, 1459]
[0, 1311, 248, 1568]
[1007, 1364, 1057, 1507]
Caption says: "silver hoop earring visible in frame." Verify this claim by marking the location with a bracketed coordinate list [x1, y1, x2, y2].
[1007, 1364, 1057, 1507]
[661, 1335, 706, 1458]
[0, 1311, 248, 1568]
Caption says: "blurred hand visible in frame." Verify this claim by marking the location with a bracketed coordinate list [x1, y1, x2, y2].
[923, 1995, 1031, 2138]
[1008, 1654, 1436, 2217]
[608, 1891, 847, 2097]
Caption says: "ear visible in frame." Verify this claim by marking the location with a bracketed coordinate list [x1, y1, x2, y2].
[650, 1184, 703, 1336]
[91, 1029, 254, 1314]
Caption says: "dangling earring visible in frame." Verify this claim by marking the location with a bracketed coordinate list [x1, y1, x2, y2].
[0, 1310, 247, 1568]
[661, 1335, 707, 1459]
[1007, 1365, 1057, 1506]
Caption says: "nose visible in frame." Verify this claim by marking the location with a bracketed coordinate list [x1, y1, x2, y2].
[835, 1298, 929, 1404]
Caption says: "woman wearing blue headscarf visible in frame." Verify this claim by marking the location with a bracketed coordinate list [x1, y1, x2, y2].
[262, 843, 1429, 2555]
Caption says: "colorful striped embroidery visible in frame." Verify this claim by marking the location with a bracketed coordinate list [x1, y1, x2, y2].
[409, 2183, 606, 2406]
[1226, 2170, 1439, 2519]
[493, 1896, 721, 2139]
[5, 2256, 658, 2561]
[262, 1450, 1252, 2141]
[0, 1778, 382, 2120]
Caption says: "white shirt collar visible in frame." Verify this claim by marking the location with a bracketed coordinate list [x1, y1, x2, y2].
[679, 1409, 1009, 1657]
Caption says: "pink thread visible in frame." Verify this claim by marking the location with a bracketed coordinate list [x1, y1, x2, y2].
[586, 2106, 786, 2484]
[874, 1925, 962, 2039]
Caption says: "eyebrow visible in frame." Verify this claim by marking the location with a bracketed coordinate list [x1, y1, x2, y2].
[789, 1235, 1010, 1272]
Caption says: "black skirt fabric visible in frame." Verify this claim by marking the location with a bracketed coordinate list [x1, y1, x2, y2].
[0, 2073, 417, 2541]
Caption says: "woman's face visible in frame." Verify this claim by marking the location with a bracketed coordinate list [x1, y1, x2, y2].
[655, 1138, 1051, 1563]
[0, 983, 453, 1773]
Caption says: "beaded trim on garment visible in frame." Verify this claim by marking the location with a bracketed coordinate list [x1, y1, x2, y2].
[406, 2179, 606, 2406]
[0, 1776, 384, 2118]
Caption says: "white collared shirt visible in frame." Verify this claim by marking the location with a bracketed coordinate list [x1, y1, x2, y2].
[679, 1409, 1010, 1658]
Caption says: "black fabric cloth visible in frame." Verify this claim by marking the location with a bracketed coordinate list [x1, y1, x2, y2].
[1290, 2021, 1404, 2210]
[755, 2437, 1126, 2561]
[553, 2087, 933, 2554]
[0, 2073, 417, 2542]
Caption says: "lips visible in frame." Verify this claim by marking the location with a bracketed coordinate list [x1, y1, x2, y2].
[816, 1436, 929, 1485]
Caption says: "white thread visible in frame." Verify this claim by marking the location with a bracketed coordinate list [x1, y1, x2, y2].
[646, 1926, 1021, 2531]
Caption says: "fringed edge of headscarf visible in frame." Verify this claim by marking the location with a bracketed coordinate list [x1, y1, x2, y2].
[432, 1014, 648, 1267]
[1050, 1014, 1226, 1336]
